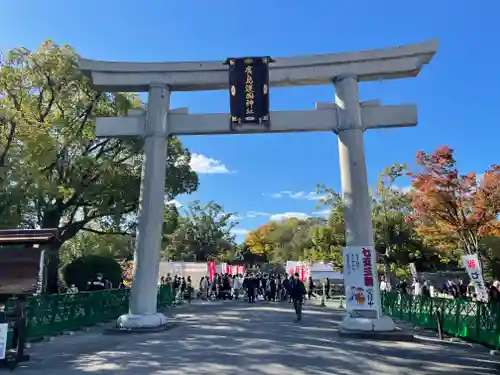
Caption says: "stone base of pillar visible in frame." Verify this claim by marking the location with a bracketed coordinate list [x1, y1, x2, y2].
[338, 314, 415, 341]
[339, 314, 396, 332]
[116, 312, 168, 330]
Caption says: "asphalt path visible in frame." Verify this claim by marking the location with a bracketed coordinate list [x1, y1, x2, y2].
[9, 299, 500, 375]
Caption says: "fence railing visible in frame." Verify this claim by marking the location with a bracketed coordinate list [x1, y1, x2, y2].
[381, 291, 500, 349]
[3, 284, 178, 349]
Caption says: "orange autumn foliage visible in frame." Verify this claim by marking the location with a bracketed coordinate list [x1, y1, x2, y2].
[244, 221, 278, 255]
[407, 146, 500, 254]
[481, 221, 500, 237]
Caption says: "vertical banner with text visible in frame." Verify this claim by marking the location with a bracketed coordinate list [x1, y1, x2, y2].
[226, 57, 272, 129]
[35, 249, 46, 295]
[342, 246, 381, 318]
[409, 262, 418, 280]
[461, 253, 489, 302]
[207, 262, 216, 281]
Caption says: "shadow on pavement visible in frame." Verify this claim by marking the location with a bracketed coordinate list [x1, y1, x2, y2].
[11, 300, 500, 375]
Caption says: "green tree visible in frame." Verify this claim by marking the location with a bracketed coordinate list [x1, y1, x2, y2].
[316, 169, 431, 279]
[304, 226, 343, 270]
[372, 164, 425, 282]
[164, 200, 237, 261]
[0, 41, 198, 292]
[62, 255, 123, 291]
[245, 217, 327, 264]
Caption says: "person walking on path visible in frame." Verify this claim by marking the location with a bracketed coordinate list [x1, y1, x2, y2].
[289, 272, 307, 322]
[307, 276, 315, 300]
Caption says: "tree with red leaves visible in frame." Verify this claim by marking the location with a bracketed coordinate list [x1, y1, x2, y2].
[407, 146, 500, 255]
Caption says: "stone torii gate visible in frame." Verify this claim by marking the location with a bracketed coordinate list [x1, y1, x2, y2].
[79, 39, 438, 331]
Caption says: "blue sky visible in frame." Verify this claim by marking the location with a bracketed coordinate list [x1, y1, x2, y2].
[1, 1, 499, 242]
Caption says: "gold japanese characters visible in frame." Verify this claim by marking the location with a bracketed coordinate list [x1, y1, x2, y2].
[225, 56, 272, 128]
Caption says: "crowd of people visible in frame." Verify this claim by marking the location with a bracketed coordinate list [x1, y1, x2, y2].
[380, 276, 500, 304]
[193, 272, 326, 321]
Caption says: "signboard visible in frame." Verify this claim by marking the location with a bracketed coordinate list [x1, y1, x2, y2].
[173, 263, 182, 277]
[342, 246, 380, 317]
[226, 57, 272, 128]
[462, 253, 489, 302]
[0, 245, 45, 295]
[35, 249, 45, 295]
[0, 323, 8, 360]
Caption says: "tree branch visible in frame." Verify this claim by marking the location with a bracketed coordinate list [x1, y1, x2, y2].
[81, 227, 134, 236]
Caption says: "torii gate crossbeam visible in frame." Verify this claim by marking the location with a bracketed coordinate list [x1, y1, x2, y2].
[78, 39, 438, 332]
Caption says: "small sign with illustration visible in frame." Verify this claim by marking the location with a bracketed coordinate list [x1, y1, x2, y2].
[342, 246, 379, 314]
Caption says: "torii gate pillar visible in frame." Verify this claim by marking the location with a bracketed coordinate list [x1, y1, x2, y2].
[335, 75, 395, 331]
[116, 84, 171, 329]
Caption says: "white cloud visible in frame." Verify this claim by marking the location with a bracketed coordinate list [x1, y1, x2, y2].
[269, 212, 310, 221]
[231, 228, 249, 236]
[266, 190, 326, 201]
[392, 185, 414, 194]
[165, 198, 182, 208]
[312, 209, 330, 218]
[246, 211, 271, 218]
[189, 153, 233, 174]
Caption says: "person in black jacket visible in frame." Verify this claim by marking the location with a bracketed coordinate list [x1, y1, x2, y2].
[87, 273, 107, 291]
[289, 273, 306, 322]
[243, 274, 257, 303]
[307, 277, 315, 300]
[269, 275, 277, 301]
[282, 274, 291, 301]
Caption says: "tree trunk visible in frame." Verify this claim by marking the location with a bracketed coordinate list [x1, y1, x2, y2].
[42, 210, 63, 294]
[45, 241, 62, 294]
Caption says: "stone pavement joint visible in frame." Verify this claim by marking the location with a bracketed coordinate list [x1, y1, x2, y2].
[11, 300, 500, 374]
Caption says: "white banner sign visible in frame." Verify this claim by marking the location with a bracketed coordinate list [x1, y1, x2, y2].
[0, 323, 8, 360]
[35, 250, 46, 295]
[409, 262, 418, 280]
[172, 263, 182, 277]
[343, 246, 380, 316]
[462, 254, 489, 302]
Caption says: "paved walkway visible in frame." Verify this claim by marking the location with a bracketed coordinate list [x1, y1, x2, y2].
[11, 300, 500, 374]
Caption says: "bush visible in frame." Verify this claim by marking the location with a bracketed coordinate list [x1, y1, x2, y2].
[62, 255, 123, 291]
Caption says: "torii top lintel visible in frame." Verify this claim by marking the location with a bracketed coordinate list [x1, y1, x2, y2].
[78, 40, 438, 93]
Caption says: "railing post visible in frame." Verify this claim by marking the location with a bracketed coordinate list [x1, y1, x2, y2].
[409, 295, 413, 322]
[400, 294, 404, 320]
[455, 299, 461, 336]
[436, 309, 444, 340]
[476, 301, 482, 341]
[495, 300, 500, 350]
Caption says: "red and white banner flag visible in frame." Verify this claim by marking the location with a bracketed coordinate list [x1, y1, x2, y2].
[208, 262, 216, 281]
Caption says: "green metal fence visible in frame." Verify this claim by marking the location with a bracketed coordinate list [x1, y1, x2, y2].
[382, 292, 500, 349]
[3, 284, 177, 349]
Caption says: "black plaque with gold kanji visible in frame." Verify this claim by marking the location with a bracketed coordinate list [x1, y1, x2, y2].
[225, 57, 272, 128]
